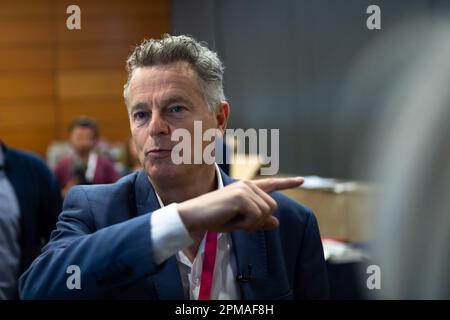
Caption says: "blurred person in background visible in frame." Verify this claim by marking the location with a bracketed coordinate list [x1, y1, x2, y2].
[0, 141, 61, 299]
[341, 11, 450, 299]
[54, 116, 119, 196]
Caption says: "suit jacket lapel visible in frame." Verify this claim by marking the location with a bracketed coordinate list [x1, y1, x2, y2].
[221, 171, 269, 300]
[133, 169, 185, 299]
[134, 169, 160, 216]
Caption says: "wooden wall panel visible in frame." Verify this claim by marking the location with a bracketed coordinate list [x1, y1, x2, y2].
[0, 101, 56, 127]
[56, 17, 169, 45]
[0, 126, 57, 156]
[57, 45, 131, 70]
[0, 0, 53, 18]
[0, 47, 54, 72]
[59, 99, 128, 123]
[0, 0, 170, 156]
[0, 74, 54, 100]
[57, 71, 126, 99]
[0, 21, 54, 45]
[53, 0, 168, 17]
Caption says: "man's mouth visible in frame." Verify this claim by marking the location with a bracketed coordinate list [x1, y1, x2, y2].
[145, 148, 173, 159]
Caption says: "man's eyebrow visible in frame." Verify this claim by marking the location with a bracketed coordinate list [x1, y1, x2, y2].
[161, 95, 191, 107]
[129, 102, 149, 113]
[129, 95, 191, 113]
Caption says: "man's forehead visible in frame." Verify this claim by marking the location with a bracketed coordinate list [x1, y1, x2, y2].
[130, 61, 197, 85]
[127, 62, 203, 104]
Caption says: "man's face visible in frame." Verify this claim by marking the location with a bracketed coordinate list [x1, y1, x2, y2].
[126, 61, 228, 184]
[69, 127, 96, 157]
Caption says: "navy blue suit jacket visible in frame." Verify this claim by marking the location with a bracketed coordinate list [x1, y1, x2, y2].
[19, 169, 329, 299]
[1, 143, 61, 274]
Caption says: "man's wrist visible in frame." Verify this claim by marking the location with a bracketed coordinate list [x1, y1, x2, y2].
[176, 202, 197, 234]
[150, 203, 194, 264]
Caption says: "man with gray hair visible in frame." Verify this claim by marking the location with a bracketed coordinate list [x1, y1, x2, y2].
[19, 34, 329, 300]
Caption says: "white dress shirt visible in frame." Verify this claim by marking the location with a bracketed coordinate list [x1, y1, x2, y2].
[149, 163, 240, 299]
[0, 147, 21, 299]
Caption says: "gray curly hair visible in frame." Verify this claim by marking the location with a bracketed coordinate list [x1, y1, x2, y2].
[123, 34, 226, 112]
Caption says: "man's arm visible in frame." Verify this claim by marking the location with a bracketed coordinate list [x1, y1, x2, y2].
[19, 186, 160, 299]
[177, 177, 305, 234]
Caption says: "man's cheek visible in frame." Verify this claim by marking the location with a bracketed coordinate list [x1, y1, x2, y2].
[132, 137, 145, 162]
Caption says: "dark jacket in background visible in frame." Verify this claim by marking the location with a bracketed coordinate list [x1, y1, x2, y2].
[2, 143, 62, 274]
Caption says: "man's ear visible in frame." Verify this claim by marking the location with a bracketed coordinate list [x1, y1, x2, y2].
[216, 101, 230, 135]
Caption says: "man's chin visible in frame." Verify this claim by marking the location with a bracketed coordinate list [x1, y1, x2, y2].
[145, 162, 183, 181]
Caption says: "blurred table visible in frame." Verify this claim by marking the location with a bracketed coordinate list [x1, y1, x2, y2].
[279, 176, 375, 242]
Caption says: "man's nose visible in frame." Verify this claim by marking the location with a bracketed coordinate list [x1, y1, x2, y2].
[147, 111, 169, 137]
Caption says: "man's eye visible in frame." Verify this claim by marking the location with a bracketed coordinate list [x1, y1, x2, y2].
[133, 111, 150, 126]
[169, 105, 185, 113]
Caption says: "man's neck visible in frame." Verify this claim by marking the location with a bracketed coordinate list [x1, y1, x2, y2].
[152, 165, 217, 205]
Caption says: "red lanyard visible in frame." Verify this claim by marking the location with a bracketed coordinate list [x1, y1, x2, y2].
[198, 231, 218, 300]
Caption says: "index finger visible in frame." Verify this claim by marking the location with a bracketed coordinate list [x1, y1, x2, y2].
[252, 177, 304, 193]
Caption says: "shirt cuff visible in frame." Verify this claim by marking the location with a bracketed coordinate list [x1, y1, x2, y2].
[150, 203, 194, 264]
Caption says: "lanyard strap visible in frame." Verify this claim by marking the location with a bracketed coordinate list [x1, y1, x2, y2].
[198, 231, 218, 300]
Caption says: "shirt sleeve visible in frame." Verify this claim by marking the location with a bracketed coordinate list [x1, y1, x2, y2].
[150, 203, 194, 264]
